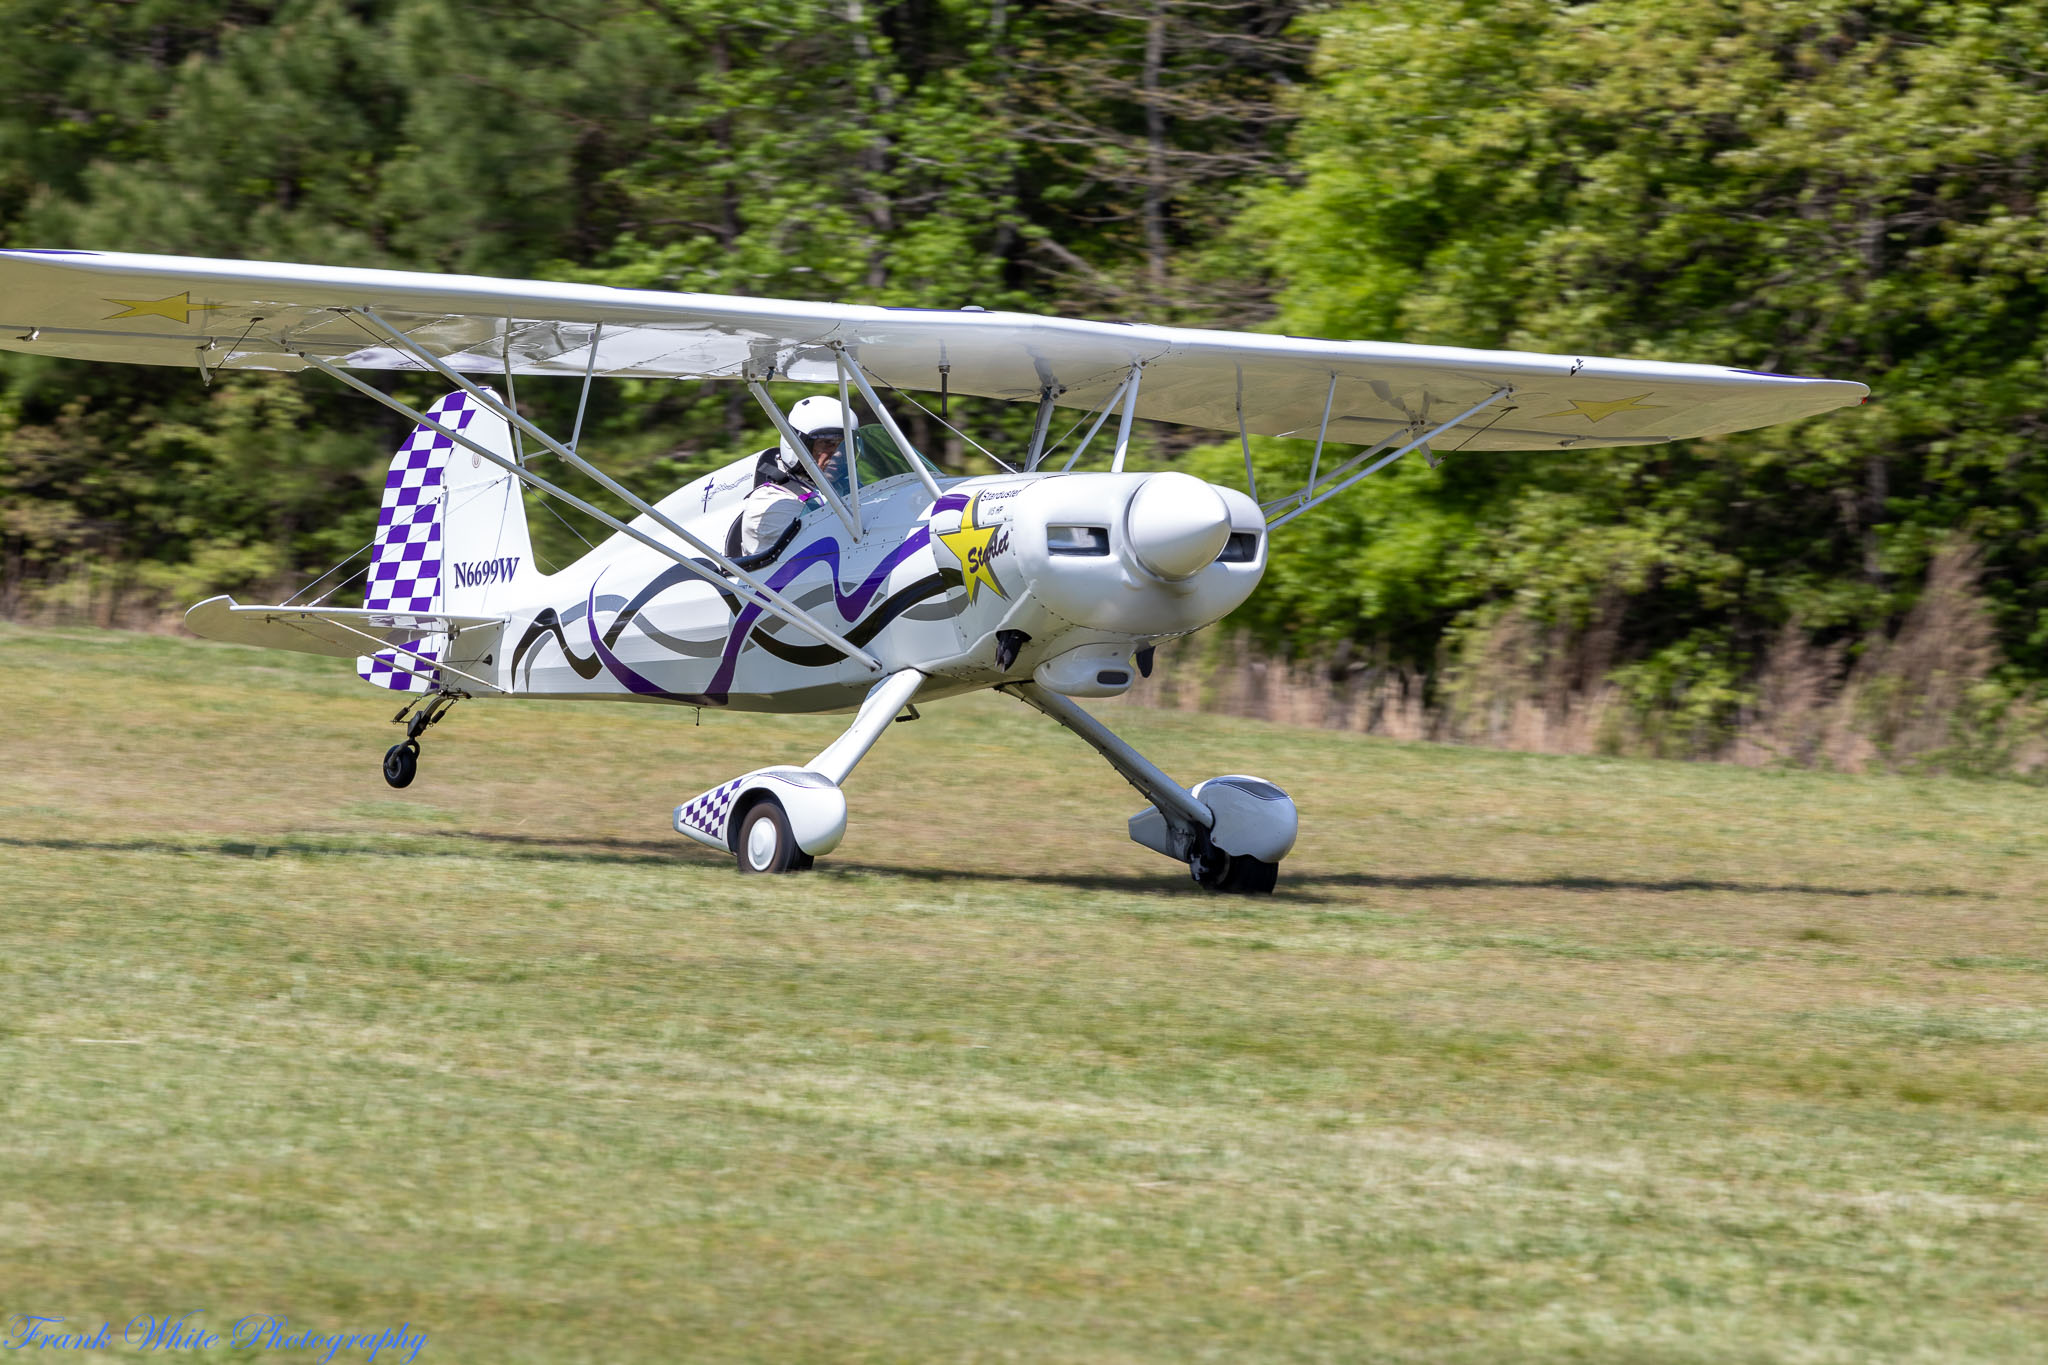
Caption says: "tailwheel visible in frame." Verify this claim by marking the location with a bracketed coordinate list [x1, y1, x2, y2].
[1190, 839, 1278, 895]
[736, 796, 814, 874]
[382, 739, 420, 789]
[382, 691, 460, 790]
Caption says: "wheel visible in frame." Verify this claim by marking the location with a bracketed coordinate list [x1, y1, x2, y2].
[1190, 840, 1278, 895]
[1189, 839, 1232, 890]
[382, 740, 418, 789]
[1222, 856, 1279, 895]
[735, 797, 804, 874]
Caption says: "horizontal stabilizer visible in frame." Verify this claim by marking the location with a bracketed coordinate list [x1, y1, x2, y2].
[185, 595, 500, 659]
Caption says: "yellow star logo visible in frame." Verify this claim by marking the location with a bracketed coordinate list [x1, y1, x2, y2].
[935, 494, 1009, 605]
[1539, 393, 1663, 423]
[102, 291, 220, 324]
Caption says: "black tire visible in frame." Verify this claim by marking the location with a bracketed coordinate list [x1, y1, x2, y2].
[382, 740, 418, 789]
[1190, 840, 1279, 895]
[1222, 857, 1279, 895]
[735, 797, 803, 874]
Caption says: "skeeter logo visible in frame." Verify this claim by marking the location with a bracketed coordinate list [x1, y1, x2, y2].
[935, 494, 1009, 605]
[452, 556, 520, 589]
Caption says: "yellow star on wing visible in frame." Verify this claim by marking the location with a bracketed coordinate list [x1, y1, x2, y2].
[102, 291, 219, 324]
[1539, 393, 1663, 423]
[935, 494, 1008, 605]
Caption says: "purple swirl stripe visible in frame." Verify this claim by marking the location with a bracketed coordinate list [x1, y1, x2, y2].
[585, 527, 931, 703]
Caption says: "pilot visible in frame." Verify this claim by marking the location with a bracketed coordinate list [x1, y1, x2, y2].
[736, 395, 852, 557]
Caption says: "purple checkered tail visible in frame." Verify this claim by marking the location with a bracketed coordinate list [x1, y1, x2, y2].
[356, 391, 479, 692]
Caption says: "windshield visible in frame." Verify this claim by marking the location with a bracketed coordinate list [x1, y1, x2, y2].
[828, 423, 935, 497]
[807, 423, 938, 500]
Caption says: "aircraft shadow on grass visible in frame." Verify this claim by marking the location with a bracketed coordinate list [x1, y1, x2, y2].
[0, 832, 1982, 903]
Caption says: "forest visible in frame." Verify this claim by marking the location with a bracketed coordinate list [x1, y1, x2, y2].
[3, 0, 2045, 771]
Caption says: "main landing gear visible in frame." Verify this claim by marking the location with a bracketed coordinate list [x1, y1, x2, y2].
[382, 691, 462, 789]
[736, 799, 813, 874]
[1188, 837, 1280, 894]
[1003, 681, 1297, 895]
[673, 671, 1295, 889]
[672, 669, 928, 874]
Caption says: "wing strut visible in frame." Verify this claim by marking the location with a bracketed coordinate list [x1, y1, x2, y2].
[836, 347, 946, 502]
[1024, 385, 1059, 472]
[1061, 370, 1134, 473]
[1306, 373, 1337, 492]
[1108, 364, 1143, 474]
[1266, 387, 1513, 530]
[1235, 366, 1257, 503]
[568, 321, 602, 455]
[294, 349, 885, 672]
[744, 379, 864, 540]
[834, 352, 864, 539]
[500, 320, 524, 465]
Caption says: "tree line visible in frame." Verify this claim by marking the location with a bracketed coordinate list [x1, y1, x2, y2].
[3, 0, 2044, 765]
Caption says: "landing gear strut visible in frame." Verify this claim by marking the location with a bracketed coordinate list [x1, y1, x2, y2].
[383, 691, 462, 789]
[1003, 681, 1295, 894]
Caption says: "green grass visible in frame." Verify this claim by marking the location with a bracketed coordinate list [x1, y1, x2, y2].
[3, 622, 2047, 1362]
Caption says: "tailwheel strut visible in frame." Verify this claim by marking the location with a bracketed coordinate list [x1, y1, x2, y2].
[384, 691, 462, 789]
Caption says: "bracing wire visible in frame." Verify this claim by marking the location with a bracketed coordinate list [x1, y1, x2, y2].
[283, 538, 375, 607]
[1032, 403, 1099, 470]
[880, 383, 1016, 472]
[310, 562, 373, 609]
[539, 495, 596, 552]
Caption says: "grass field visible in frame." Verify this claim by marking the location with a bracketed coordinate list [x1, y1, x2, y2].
[3, 622, 2047, 1363]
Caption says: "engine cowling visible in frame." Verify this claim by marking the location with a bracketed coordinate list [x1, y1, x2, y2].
[1006, 472, 1266, 637]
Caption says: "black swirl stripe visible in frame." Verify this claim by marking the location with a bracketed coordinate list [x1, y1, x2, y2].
[748, 572, 957, 666]
[509, 563, 723, 684]
[509, 608, 603, 683]
[510, 565, 965, 683]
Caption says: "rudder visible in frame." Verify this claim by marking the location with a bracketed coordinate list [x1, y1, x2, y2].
[359, 389, 535, 691]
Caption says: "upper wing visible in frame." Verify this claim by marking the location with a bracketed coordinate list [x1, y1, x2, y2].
[0, 248, 1866, 450]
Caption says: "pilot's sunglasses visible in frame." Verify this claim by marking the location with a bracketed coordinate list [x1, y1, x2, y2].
[806, 432, 844, 448]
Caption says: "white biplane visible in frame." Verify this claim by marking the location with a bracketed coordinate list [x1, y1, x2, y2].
[0, 249, 1866, 890]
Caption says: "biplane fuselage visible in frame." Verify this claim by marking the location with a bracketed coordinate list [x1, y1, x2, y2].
[450, 460, 1264, 713]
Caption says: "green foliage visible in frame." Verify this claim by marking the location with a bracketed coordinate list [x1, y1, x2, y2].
[7, 0, 2048, 751]
[0, 0, 1308, 598]
[1250, 0, 2048, 729]
[587, 1, 1024, 308]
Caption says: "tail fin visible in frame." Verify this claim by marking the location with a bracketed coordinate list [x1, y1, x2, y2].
[359, 389, 538, 691]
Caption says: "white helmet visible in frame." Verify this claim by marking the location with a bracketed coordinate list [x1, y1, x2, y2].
[777, 395, 853, 473]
